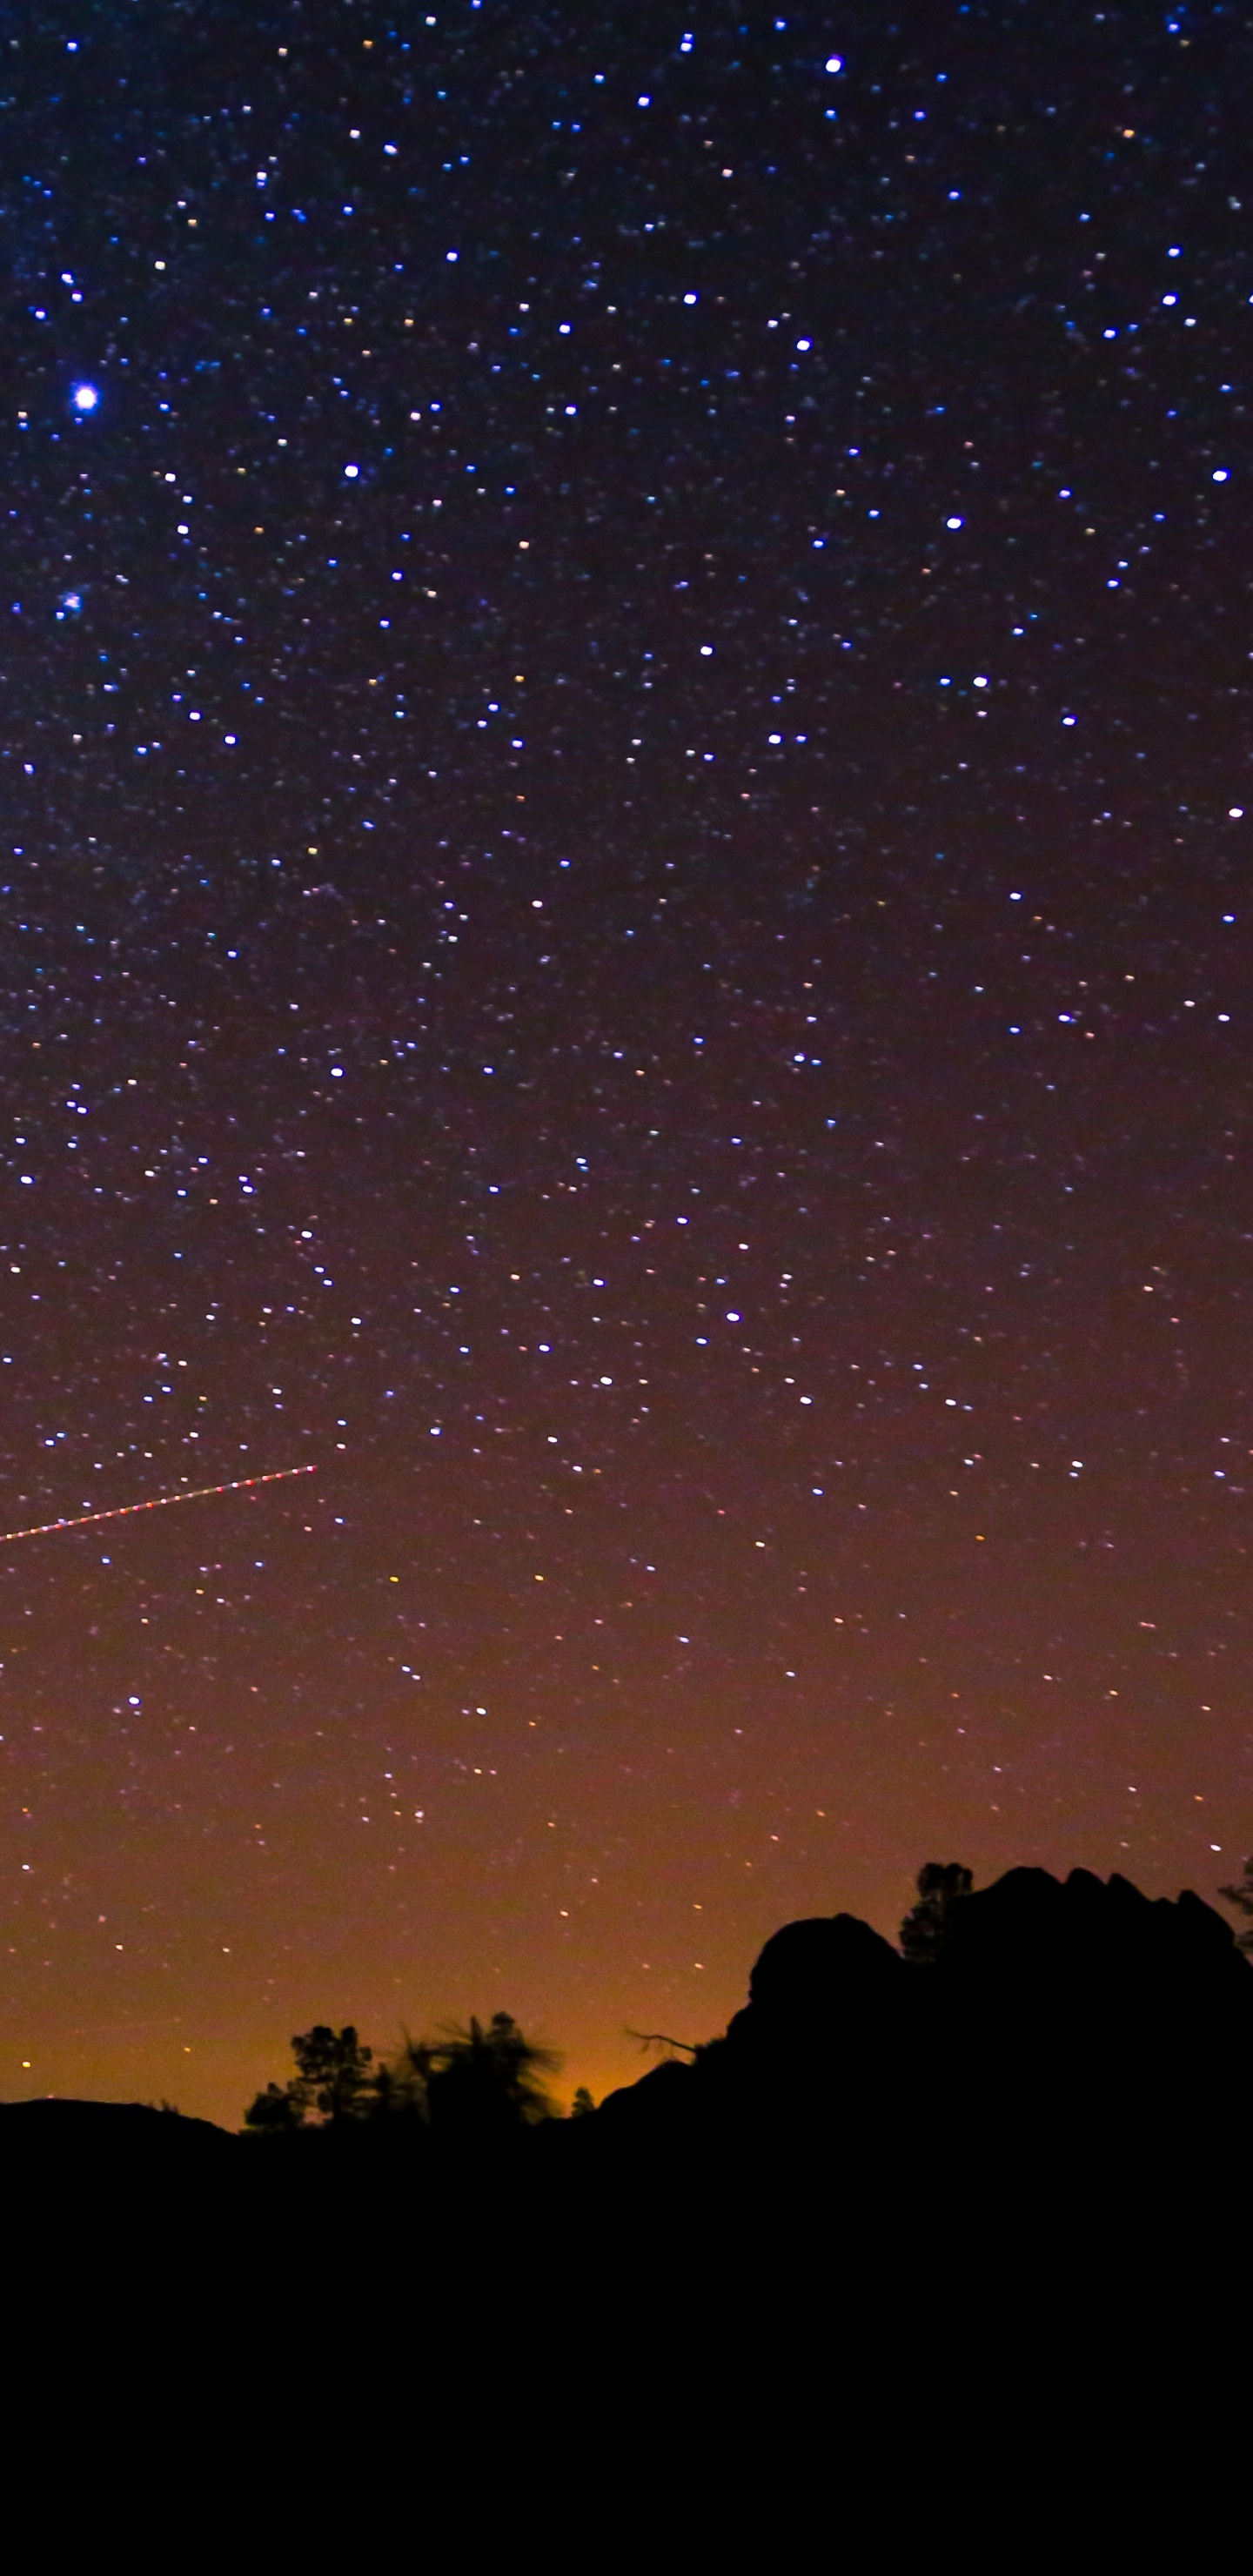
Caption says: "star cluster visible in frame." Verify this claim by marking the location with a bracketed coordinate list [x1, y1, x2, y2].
[0, 3, 1250, 2117]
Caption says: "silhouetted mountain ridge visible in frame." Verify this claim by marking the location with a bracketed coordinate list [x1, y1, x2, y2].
[3, 1865, 1248, 2206]
[582, 1864, 1252, 2168]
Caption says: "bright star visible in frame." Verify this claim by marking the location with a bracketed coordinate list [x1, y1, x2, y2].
[72, 382, 99, 413]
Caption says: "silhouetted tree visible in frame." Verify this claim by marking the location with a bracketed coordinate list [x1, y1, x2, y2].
[900, 1862, 975, 1963]
[291, 2025, 374, 2123]
[425, 2012, 560, 2143]
[570, 2087, 597, 2118]
[365, 2059, 419, 2123]
[626, 2028, 700, 2058]
[1218, 1855, 1253, 1954]
[245, 2025, 374, 2131]
[245, 2013, 564, 2139]
[245, 2079, 305, 2134]
[372, 2035, 438, 2124]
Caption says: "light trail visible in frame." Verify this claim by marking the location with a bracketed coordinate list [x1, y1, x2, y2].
[0, 1465, 316, 1546]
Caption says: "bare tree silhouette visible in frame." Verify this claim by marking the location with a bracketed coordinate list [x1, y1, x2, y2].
[626, 2029, 700, 2059]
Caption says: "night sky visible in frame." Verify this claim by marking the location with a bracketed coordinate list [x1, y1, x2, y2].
[3, 1, 1250, 2123]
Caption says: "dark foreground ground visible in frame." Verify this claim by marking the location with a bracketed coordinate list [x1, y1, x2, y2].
[6, 1866, 1249, 2519]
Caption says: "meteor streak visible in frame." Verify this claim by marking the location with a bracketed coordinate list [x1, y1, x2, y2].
[0, 1465, 316, 1546]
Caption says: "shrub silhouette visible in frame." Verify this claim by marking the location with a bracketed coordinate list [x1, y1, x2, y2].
[424, 2012, 560, 2143]
[244, 2080, 305, 2136]
[898, 1861, 974, 1963]
[245, 2010, 559, 2143]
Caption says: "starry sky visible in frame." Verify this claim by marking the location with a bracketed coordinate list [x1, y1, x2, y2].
[2, 0, 1250, 2122]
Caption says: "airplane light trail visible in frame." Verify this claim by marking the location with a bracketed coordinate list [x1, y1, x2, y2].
[0, 1465, 316, 1546]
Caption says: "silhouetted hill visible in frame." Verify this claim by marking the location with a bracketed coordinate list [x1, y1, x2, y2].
[0, 2097, 241, 2174]
[4, 1863, 1250, 2521]
[573, 1863, 1252, 2160]
[536, 1865, 1253, 2344]
[5, 1867, 1250, 2355]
